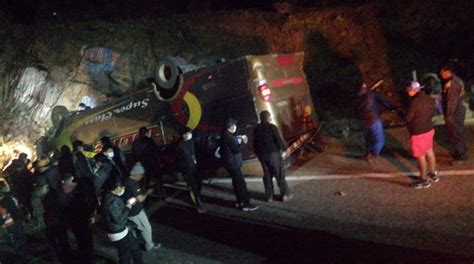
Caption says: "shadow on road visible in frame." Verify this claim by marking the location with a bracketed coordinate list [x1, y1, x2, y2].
[152, 204, 472, 264]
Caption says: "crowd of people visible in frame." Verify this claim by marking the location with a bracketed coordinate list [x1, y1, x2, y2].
[0, 136, 164, 263]
[355, 64, 469, 189]
[0, 110, 292, 263]
[0, 62, 469, 263]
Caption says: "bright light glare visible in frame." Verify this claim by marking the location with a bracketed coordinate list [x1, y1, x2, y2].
[0, 140, 35, 171]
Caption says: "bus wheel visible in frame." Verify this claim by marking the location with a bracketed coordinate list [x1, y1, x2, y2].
[153, 59, 183, 101]
[51, 105, 69, 128]
[155, 58, 180, 89]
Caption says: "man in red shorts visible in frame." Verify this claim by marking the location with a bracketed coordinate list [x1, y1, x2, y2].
[405, 81, 439, 189]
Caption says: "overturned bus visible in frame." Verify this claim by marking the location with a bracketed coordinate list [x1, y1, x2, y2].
[43, 52, 320, 175]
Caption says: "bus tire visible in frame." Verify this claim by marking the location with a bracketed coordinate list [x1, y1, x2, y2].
[51, 105, 69, 128]
[155, 58, 180, 90]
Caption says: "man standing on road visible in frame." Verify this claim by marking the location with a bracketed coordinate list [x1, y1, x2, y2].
[354, 81, 396, 162]
[440, 65, 468, 164]
[220, 118, 258, 211]
[405, 81, 439, 189]
[176, 127, 206, 214]
[123, 162, 161, 251]
[253, 111, 293, 202]
[132, 127, 165, 199]
[103, 176, 143, 264]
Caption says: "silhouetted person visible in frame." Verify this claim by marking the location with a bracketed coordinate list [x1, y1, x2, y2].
[101, 136, 129, 179]
[43, 185, 71, 263]
[102, 176, 144, 264]
[31, 157, 60, 230]
[440, 65, 468, 164]
[0, 181, 27, 264]
[93, 153, 113, 196]
[354, 81, 395, 162]
[4, 153, 33, 220]
[58, 145, 75, 179]
[253, 111, 293, 202]
[72, 140, 96, 179]
[132, 127, 165, 199]
[58, 173, 97, 264]
[124, 162, 161, 251]
[176, 127, 205, 213]
[220, 118, 258, 211]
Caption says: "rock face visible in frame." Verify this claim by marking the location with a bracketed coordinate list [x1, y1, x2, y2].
[0, 2, 472, 166]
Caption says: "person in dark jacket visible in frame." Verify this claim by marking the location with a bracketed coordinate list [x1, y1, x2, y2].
[123, 162, 160, 251]
[354, 81, 396, 162]
[58, 145, 75, 179]
[101, 137, 129, 179]
[404, 81, 439, 189]
[220, 118, 258, 211]
[103, 176, 143, 264]
[31, 157, 60, 230]
[72, 140, 96, 180]
[4, 153, 33, 219]
[57, 173, 97, 264]
[253, 111, 293, 202]
[132, 127, 165, 200]
[0, 181, 27, 264]
[93, 153, 113, 196]
[440, 65, 468, 164]
[42, 185, 71, 263]
[176, 127, 206, 213]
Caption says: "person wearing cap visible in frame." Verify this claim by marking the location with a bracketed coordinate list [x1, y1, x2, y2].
[122, 162, 160, 251]
[220, 118, 259, 211]
[132, 127, 165, 200]
[439, 65, 468, 164]
[0, 181, 27, 264]
[354, 81, 396, 162]
[176, 127, 206, 214]
[103, 176, 144, 264]
[404, 81, 439, 189]
[253, 111, 293, 202]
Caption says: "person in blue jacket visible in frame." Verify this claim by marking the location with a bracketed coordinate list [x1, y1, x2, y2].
[354, 81, 396, 162]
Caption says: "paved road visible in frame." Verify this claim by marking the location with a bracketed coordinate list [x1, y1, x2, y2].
[3, 126, 474, 263]
[126, 126, 474, 263]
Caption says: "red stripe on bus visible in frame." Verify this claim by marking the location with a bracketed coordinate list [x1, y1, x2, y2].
[271, 77, 304, 87]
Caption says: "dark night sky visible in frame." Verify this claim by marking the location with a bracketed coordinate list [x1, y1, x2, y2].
[3, 0, 269, 23]
[2, 0, 374, 24]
